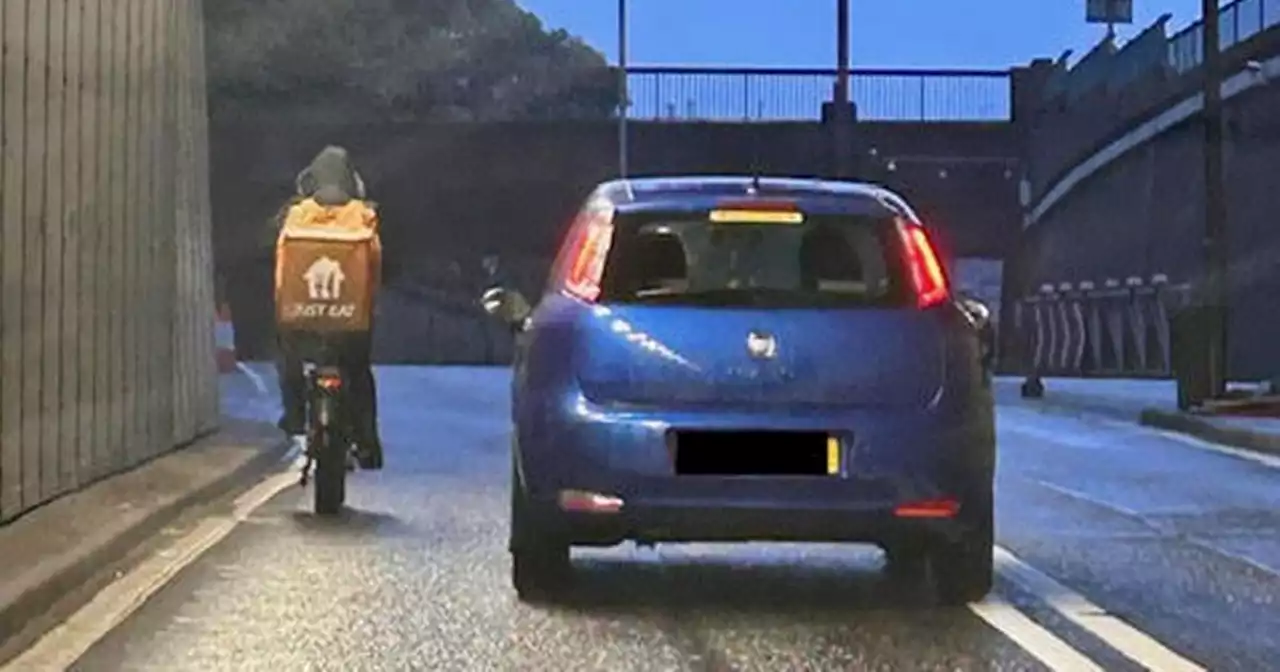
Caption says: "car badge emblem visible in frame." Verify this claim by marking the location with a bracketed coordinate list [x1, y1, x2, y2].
[746, 330, 778, 360]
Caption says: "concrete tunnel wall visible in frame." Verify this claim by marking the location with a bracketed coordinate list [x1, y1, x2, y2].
[0, 0, 219, 523]
[1021, 26, 1280, 381]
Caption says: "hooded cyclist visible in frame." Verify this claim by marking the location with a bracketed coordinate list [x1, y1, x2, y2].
[270, 146, 384, 469]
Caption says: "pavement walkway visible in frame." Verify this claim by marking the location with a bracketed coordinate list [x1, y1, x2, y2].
[0, 371, 288, 663]
[995, 376, 1280, 458]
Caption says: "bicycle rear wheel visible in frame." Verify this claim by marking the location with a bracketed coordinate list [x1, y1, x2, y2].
[311, 396, 346, 515]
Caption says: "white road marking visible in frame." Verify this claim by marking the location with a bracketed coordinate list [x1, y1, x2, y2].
[235, 361, 271, 397]
[1029, 478, 1204, 521]
[2, 452, 304, 672]
[997, 416, 1120, 451]
[1180, 535, 1280, 579]
[994, 545, 1207, 672]
[1146, 426, 1280, 470]
[1030, 479, 1147, 519]
[1032, 476, 1280, 580]
[967, 594, 1104, 671]
[1002, 397, 1280, 470]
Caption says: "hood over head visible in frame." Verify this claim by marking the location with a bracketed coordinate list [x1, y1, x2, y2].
[296, 145, 365, 206]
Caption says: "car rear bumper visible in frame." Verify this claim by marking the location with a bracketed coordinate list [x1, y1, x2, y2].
[515, 400, 993, 548]
[524, 490, 977, 548]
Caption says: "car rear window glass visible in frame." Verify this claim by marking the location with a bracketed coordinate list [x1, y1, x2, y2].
[598, 212, 910, 308]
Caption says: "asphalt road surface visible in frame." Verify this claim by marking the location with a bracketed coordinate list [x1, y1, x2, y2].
[12, 367, 1280, 671]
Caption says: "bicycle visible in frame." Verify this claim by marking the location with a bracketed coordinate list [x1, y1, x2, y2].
[298, 359, 356, 515]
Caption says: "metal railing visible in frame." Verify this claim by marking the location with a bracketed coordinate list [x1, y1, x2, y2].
[1044, 0, 1280, 104]
[1009, 275, 1193, 379]
[1168, 0, 1280, 73]
[625, 66, 1011, 122]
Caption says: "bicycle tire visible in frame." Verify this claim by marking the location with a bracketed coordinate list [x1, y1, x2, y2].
[312, 395, 346, 515]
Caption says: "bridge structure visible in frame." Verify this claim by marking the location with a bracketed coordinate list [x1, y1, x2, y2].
[1012, 0, 1280, 384]
[5, 0, 1280, 524]
[209, 65, 1025, 362]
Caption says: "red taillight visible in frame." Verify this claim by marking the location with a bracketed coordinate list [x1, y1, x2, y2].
[562, 205, 615, 302]
[894, 498, 960, 519]
[558, 489, 624, 513]
[899, 222, 949, 309]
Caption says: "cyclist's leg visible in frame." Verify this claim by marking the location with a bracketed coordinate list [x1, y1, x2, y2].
[275, 331, 307, 442]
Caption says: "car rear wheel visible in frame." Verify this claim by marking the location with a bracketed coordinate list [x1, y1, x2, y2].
[932, 494, 994, 605]
[883, 494, 994, 606]
[509, 456, 571, 602]
[883, 541, 928, 581]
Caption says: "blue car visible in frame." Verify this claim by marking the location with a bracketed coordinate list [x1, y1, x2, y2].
[482, 176, 996, 605]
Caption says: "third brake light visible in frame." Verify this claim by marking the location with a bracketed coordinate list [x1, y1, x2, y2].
[708, 199, 804, 225]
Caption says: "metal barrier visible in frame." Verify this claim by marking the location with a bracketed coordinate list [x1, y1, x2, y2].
[1013, 274, 1190, 378]
[1168, 0, 1280, 73]
[625, 66, 1011, 122]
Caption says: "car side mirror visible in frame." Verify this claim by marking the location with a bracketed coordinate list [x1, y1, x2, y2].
[481, 286, 532, 329]
[957, 296, 995, 370]
[958, 295, 991, 332]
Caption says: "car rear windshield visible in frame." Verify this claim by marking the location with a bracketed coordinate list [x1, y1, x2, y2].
[597, 211, 912, 308]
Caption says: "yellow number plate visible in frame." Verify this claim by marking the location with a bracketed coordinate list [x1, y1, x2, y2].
[826, 436, 840, 475]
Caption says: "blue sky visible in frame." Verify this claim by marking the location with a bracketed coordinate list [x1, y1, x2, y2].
[516, 0, 1206, 69]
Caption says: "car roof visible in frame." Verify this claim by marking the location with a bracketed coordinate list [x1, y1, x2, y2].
[593, 176, 920, 221]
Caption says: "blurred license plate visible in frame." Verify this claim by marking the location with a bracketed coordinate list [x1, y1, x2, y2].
[673, 431, 840, 476]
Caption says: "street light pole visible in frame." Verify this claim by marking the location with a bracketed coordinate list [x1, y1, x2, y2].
[618, 0, 629, 178]
[833, 0, 851, 178]
[835, 0, 850, 104]
[1201, 0, 1228, 398]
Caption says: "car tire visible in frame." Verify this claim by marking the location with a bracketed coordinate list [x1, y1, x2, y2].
[883, 541, 928, 581]
[509, 456, 571, 602]
[932, 495, 994, 606]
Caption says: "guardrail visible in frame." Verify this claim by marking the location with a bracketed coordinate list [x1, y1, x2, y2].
[1167, 0, 1280, 72]
[1008, 275, 1193, 378]
[375, 284, 505, 365]
[625, 66, 1011, 122]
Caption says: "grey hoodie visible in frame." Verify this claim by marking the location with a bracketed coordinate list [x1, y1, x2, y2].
[265, 146, 369, 250]
[295, 145, 367, 205]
